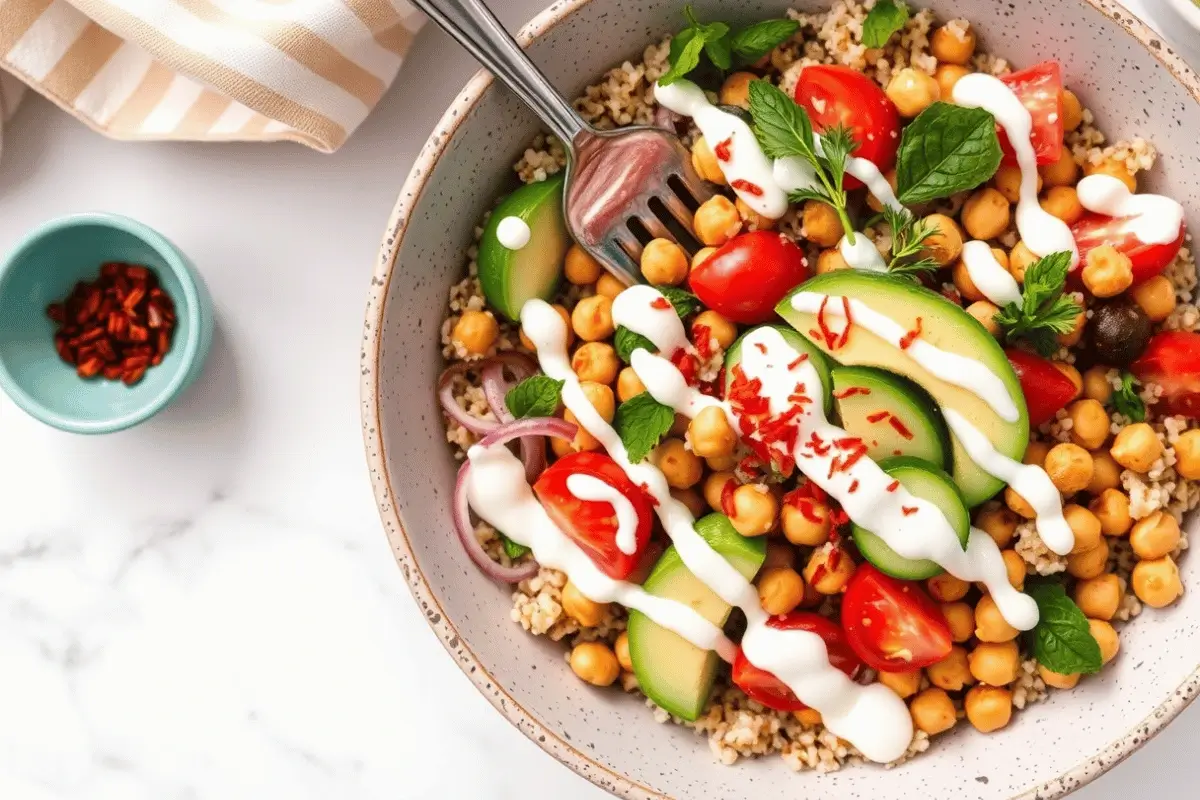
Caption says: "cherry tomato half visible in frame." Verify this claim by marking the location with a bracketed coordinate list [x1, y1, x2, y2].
[795, 65, 900, 189]
[532, 451, 653, 580]
[997, 61, 1064, 167]
[1132, 331, 1200, 420]
[1005, 348, 1078, 427]
[731, 612, 862, 712]
[1071, 212, 1186, 286]
[688, 230, 809, 324]
[841, 565, 952, 671]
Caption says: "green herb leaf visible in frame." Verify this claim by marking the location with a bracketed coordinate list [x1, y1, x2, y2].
[500, 534, 531, 560]
[655, 285, 701, 318]
[615, 326, 656, 364]
[660, 27, 707, 86]
[1026, 581, 1104, 675]
[896, 102, 1003, 204]
[504, 375, 564, 419]
[615, 392, 676, 463]
[994, 251, 1081, 356]
[862, 0, 910, 47]
[816, 123, 857, 195]
[730, 19, 800, 63]
[703, 28, 733, 70]
[748, 79, 816, 161]
[1112, 371, 1147, 422]
[884, 206, 939, 278]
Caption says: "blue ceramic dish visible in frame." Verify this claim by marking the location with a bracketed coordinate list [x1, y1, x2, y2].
[0, 213, 213, 434]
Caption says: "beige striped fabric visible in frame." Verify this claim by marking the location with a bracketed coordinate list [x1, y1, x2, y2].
[0, 0, 422, 154]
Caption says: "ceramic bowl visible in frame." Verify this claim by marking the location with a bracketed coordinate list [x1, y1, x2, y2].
[0, 213, 213, 434]
[362, 1, 1200, 797]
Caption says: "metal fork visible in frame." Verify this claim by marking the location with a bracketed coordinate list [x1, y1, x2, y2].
[411, 0, 714, 282]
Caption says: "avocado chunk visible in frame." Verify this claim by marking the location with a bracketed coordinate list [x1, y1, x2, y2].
[477, 173, 568, 321]
[831, 366, 950, 469]
[776, 271, 1028, 506]
[853, 456, 969, 580]
[724, 324, 834, 415]
[627, 514, 765, 721]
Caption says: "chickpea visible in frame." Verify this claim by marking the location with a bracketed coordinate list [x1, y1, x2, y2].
[1084, 159, 1136, 193]
[816, 248, 850, 274]
[1082, 244, 1134, 298]
[804, 545, 856, 593]
[572, 342, 619, 385]
[570, 641, 620, 687]
[1066, 537, 1109, 579]
[1044, 443, 1094, 495]
[930, 22, 976, 64]
[670, 487, 707, 518]
[976, 594, 1019, 643]
[615, 631, 633, 672]
[1082, 366, 1113, 404]
[1089, 489, 1132, 537]
[1024, 441, 1051, 467]
[719, 71, 756, 108]
[571, 295, 615, 342]
[962, 188, 1011, 241]
[921, 214, 964, 266]
[691, 246, 717, 271]
[1063, 504, 1102, 554]
[1088, 618, 1120, 665]
[1074, 573, 1122, 621]
[969, 640, 1020, 686]
[452, 310, 499, 355]
[927, 646, 975, 691]
[964, 685, 1013, 733]
[736, 196, 775, 231]
[655, 437, 703, 490]
[1057, 304, 1087, 348]
[563, 381, 615, 452]
[562, 581, 609, 626]
[1131, 275, 1177, 323]
[703, 471, 738, 513]
[942, 601, 975, 643]
[758, 567, 807, 615]
[565, 243, 603, 285]
[927, 573, 970, 603]
[1175, 429, 1200, 480]
[1132, 555, 1183, 608]
[706, 453, 738, 472]
[994, 165, 1039, 204]
[1008, 241, 1039, 282]
[953, 257, 983, 302]
[886, 67, 940, 117]
[1088, 450, 1123, 494]
[878, 669, 922, 699]
[976, 505, 1019, 548]
[616, 366, 646, 401]
[1039, 148, 1079, 188]
[910, 687, 957, 735]
[1038, 665, 1080, 689]
[781, 497, 833, 547]
[692, 310, 737, 350]
[967, 301, 1002, 336]
[1130, 511, 1181, 560]
[1040, 186, 1084, 225]
[1062, 89, 1084, 131]
[640, 238, 689, 285]
[1004, 486, 1036, 519]
[866, 169, 899, 213]
[1001, 549, 1026, 590]
[935, 63, 970, 100]
[693, 196, 741, 246]
[596, 272, 625, 299]
[1110, 422, 1163, 473]
[763, 539, 795, 570]
[730, 484, 779, 537]
[1068, 399, 1110, 450]
[687, 406, 736, 460]
[803, 200, 844, 248]
[691, 136, 727, 185]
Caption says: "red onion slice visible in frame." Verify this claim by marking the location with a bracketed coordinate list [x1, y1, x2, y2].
[438, 361, 500, 435]
[480, 351, 539, 421]
[478, 416, 577, 449]
[454, 461, 539, 584]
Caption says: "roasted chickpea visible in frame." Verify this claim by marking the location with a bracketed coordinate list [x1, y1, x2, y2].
[691, 136, 727, 185]
[640, 238, 689, 285]
[953, 257, 984, 302]
[570, 642, 620, 687]
[703, 471, 738, 513]
[1074, 573, 1122, 621]
[565, 243, 603, 285]
[976, 505, 1019, 548]
[687, 406, 736, 460]
[816, 248, 850, 274]
[523, 304, 573, 354]
[922, 214, 964, 266]
[596, 272, 625, 299]
[1131, 275, 1177, 323]
[1040, 148, 1079, 188]
[1110, 422, 1163, 473]
[563, 581, 609, 626]
[452, 310, 499, 355]
[994, 165, 1039, 203]
[655, 437, 703, 490]
[706, 453, 738, 472]
[911, 687, 957, 735]
[1085, 159, 1136, 193]
[1175, 429, 1200, 480]
[964, 685, 1013, 733]
[928, 573, 970, 603]
[694, 195, 742, 246]
[1044, 443, 1094, 495]
[804, 545, 856, 593]
[1062, 89, 1084, 131]
[1001, 549, 1026, 590]
[878, 669, 922, 699]
[1130, 511, 1181, 560]
[1004, 486, 1036, 519]
[934, 63, 970, 99]
[615, 631, 633, 671]
[1066, 537, 1109, 580]
[887, 67, 941, 117]
[1068, 399, 1110, 450]
[758, 567, 807, 615]
[866, 169, 899, 213]
[670, 488, 707, 518]
[1089, 489, 1132, 537]
[975, 594, 1019, 643]
[730, 483, 779, 537]
[1082, 366, 1113, 404]
[1025, 440, 1051, 467]
[692, 246, 717, 270]
[571, 294, 615, 342]
[1082, 244, 1134, 298]
[719, 71, 756, 108]
[1064, 504, 1103, 554]
[803, 200, 845, 248]
[1132, 555, 1183, 608]
[1089, 618, 1120, 664]
[962, 188, 1011, 240]
[1088, 450, 1123, 493]
[617, 366, 646, 401]
[928, 646, 975, 691]
[967, 300, 1002, 336]
[692, 310, 737, 350]
[942, 601, 975, 643]
[1040, 186, 1084, 224]
[1057, 304, 1087, 348]
[763, 539, 796, 570]
[1008, 241, 1039, 282]
[930, 22, 976, 64]
[735, 196, 775, 231]
[969, 640, 1020, 686]
[781, 498, 832, 550]
[572, 342, 619, 384]
[562, 381, 615, 453]
[1038, 664, 1080, 689]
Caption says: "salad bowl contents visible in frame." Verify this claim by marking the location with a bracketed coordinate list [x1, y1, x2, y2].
[366, 0, 1200, 796]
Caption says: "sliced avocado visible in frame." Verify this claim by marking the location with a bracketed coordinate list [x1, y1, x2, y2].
[724, 324, 834, 415]
[831, 366, 951, 469]
[477, 173, 568, 321]
[627, 514, 765, 721]
[776, 271, 1029, 507]
[853, 456, 969, 580]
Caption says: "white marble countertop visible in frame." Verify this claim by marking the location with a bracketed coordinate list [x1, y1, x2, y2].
[1, 1, 1198, 797]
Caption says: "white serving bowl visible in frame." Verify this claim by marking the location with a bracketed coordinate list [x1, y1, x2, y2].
[362, 1, 1200, 796]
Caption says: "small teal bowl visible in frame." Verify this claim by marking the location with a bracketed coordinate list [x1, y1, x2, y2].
[0, 213, 213, 434]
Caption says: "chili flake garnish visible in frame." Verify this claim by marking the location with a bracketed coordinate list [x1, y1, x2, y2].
[650, 297, 672, 310]
[638, 482, 661, 507]
[787, 354, 808, 370]
[902, 506, 919, 516]
[838, 297, 853, 348]
[848, 479, 860, 493]
[807, 431, 830, 456]
[865, 411, 890, 424]
[671, 348, 699, 386]
[888, 415, 915, 440]
[720, 479, 738, 517]
[731, 178, 764, 197]
[691, 322, 713, 360]
[899, 316, 924, 350]
[886, 480, 901, 493]
[832, 386, 870, 399]
[754, 341, 768, 355]
[714, 137, 733, 162]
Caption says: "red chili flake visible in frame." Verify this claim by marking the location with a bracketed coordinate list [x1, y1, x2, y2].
[865, 410, 890, 424]
[893, 449, 903, 456]
[809, 328, 822, 340]
[815, 297, 837, 350]
[838, 297, 854, 348]
[807, 431, 830, 456]
[833, 437, 863, 450]
[848, 479, 860, 493]
[787, 353, 809, 370]
[754, 341, 768, 355]
[691, 323, 713, 360]
[830, 508, 851, 530]
[809, 562, 828, 586]
[727, 364, 769, 416]
[738, 456, 763, 477]
[731, 179, 764, 197]
[888, 416, 915, 440]
[886, 480, 900, 493]
[714, 137, 733, 162]
[826, 546, 843, 572]
[650, 297, 671, 310]
[902, 506, 919, 516]
[720, 479, 738, 517]
[671, 348, 699, 386]
[899, 316, 924, 350]
[832, 386, 871, 399]
[840, 445, 867, 473]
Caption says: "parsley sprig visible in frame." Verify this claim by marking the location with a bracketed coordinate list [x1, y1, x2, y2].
[660, 7, 799, 86]
[1112, 371, 1147, 422]
[747, 80, 859, 244]
[883, 206, 939, 278]
[994, 252, 1082, 356]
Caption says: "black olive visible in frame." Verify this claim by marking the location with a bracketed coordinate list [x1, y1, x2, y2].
[717, 104, 753, 125]
[1090, 298, 1152, 367]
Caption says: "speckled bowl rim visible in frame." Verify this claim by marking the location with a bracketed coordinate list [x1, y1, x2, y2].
[361, 2, 1200, 797]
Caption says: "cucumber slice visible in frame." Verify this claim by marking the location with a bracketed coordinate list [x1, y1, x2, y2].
[852, 456, 969, 580]
[724, 324, 834, 415]
[831, 366, 951, 470]
[477, 173, 568, 321]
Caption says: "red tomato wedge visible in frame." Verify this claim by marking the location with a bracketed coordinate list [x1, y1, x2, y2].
[688, 230, 809, 324]
[731, 612, 862, 712]
[1132, 332, 1200, 420]
[841, 565, 952, 671]
[795, 65, 900, 189]
[997, 61, 1064, 167]
[532, 451, 653, 580]
[1070, 212, 1186, 286]
[1005, 348, 1078, 427]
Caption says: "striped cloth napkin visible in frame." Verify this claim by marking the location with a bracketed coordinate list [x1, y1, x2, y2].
[0, 0, 423, 158]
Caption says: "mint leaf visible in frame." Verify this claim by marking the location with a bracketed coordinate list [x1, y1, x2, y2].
[660, 27, 706, 86]
[896, 102, 1003, 204]
[731, 19, 800, 63]
[703, 27, 733, 70]
[1112, 371, 1146, 422]
[748, 79, 816, 162]
[504, 375, 564, 419]
[1026, 581, 1103, 675]
[615, 392, 676, 462]
[862, 0, 910, 48]
[615, 326, 656, 363]
[500, 533, 531, 560]
[655, 285, 700, 318]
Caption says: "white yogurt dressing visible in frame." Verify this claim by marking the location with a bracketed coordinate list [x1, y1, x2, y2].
[611, 284, 692, 356]
[839, 234, 888, 271]
[566, 473, 641, 555]
[495, 216, 531, 250]
[961, 240, 1022, 306]
[952, 74, 1078, 265]
[1076, 174, 1185, 245]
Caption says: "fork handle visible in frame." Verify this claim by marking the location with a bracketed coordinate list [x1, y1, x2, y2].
[411, 0, 589, 147]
